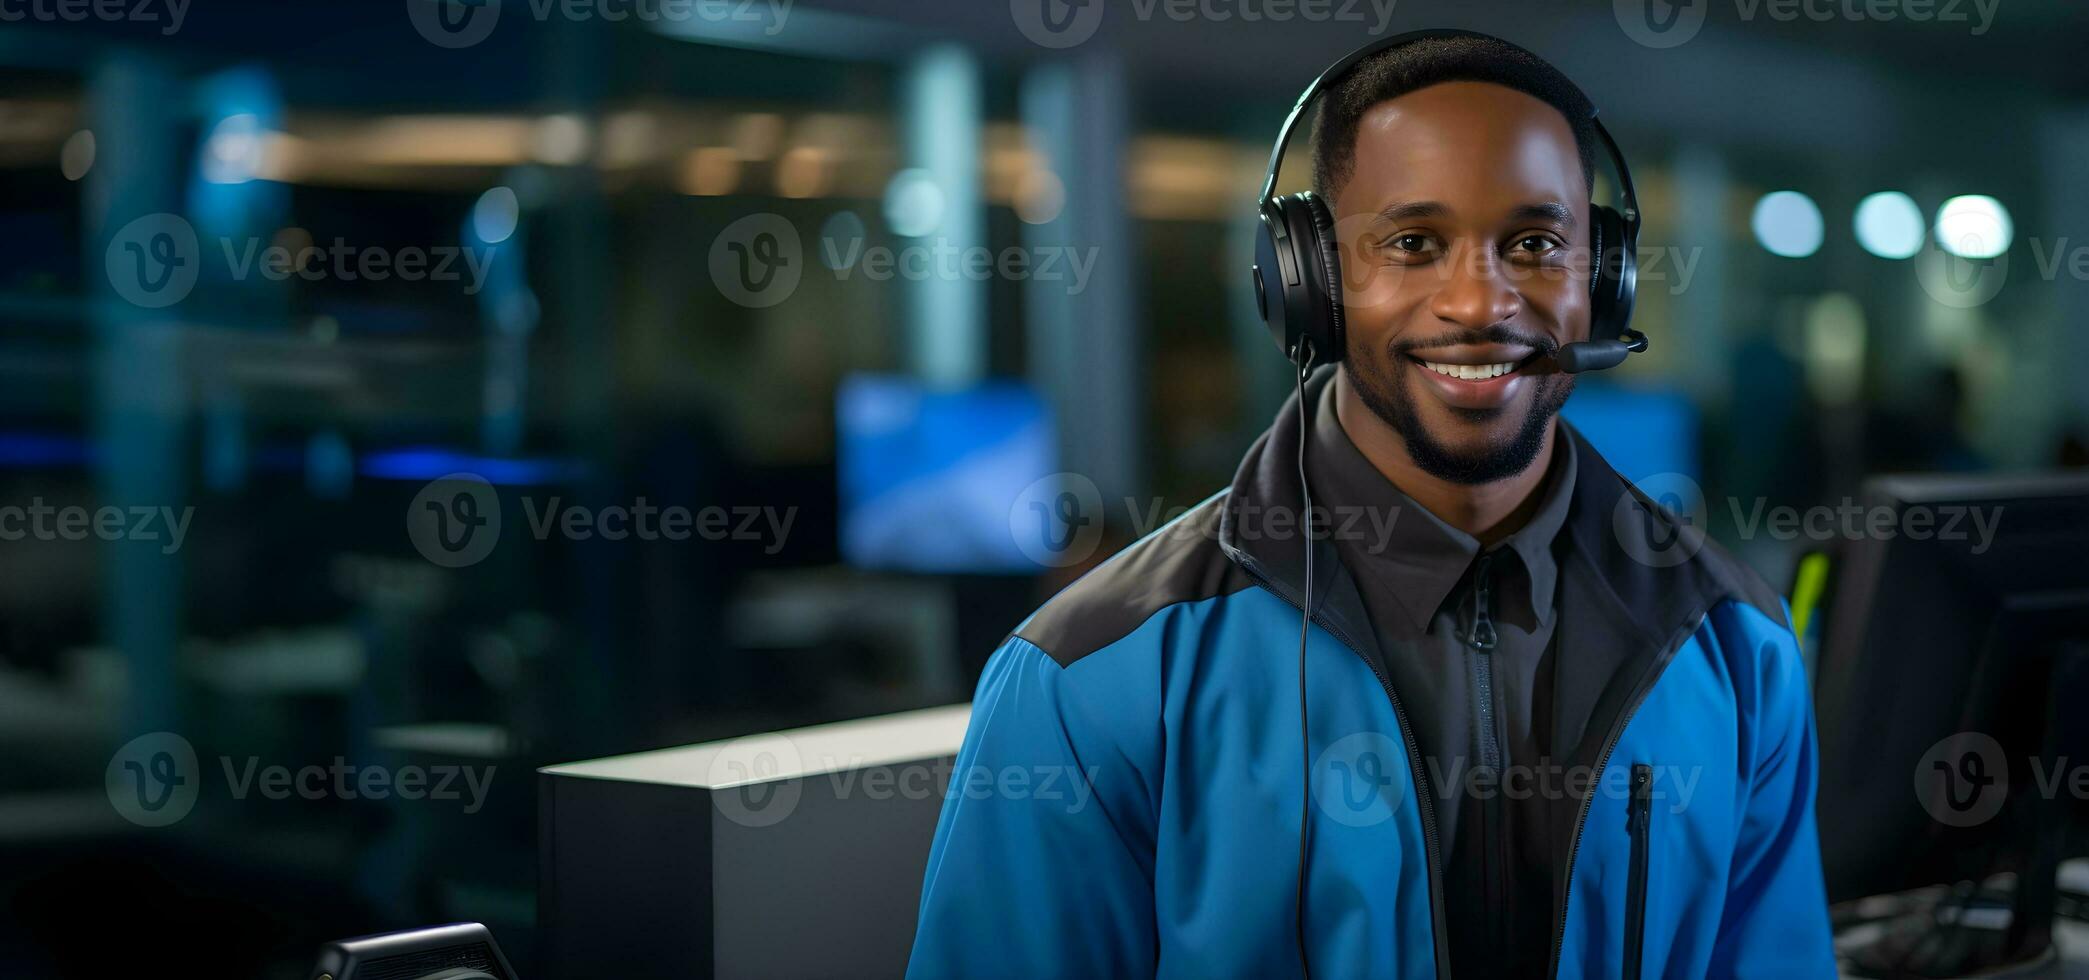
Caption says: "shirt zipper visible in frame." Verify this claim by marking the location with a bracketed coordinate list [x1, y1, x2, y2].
[1465, 552, 1500, 773]
[1463, 552, 1505, 962]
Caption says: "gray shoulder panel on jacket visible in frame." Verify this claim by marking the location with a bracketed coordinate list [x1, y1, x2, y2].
[1014, 494, 1256, 668]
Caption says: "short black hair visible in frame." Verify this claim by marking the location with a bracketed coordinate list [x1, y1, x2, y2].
[1309, 35, 1599, 204]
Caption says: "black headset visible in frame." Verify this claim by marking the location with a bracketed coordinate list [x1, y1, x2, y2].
[1250, 28, 1647, 375]
[1265, 31, 1646, 977]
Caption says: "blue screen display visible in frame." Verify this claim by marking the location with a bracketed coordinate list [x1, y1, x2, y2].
[838, 374, 1056, 573]
[1560, 383, 1700, 488]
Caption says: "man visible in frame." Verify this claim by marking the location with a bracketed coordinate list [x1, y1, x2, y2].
[908, 33, 1836, 978]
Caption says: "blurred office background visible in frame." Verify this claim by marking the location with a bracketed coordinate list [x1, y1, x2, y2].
[2, 0, 2086, 975]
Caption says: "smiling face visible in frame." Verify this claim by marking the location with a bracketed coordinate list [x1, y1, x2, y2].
[1331, 81, 1591, 485]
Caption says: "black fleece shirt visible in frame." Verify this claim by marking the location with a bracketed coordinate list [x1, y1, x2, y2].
[1305, 376, 1578, 977]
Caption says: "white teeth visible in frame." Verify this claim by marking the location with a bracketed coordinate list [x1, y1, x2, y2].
[1420, 360, 1516, 380]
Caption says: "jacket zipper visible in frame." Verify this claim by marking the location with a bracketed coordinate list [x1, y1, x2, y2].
[1623, 763, 1653, 980]
[1546, 611, 1706, 979]
[1237, 555, 1451, 978]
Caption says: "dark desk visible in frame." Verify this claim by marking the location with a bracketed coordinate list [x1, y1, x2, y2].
[539, 705, 969, 980]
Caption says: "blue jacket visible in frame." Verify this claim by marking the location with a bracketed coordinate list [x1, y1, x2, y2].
[908, 376, 1837, 978]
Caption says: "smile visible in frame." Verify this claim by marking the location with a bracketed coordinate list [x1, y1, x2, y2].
[1418, 360, 1519, 381]
[1399, 343, 1544, 410]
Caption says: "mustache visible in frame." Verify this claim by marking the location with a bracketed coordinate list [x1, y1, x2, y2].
[1388, 324, 1559, 357]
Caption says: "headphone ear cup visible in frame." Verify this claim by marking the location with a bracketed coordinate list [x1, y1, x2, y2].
[1297, 193, 1346, 364]
[1250, 193, 1347, 366]
[1588, 205, 1637, 343]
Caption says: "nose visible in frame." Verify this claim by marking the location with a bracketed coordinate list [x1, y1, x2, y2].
[1427, 244, 1520, 330]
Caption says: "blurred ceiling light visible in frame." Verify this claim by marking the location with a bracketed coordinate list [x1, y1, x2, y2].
[679, 147, 741, 196]
[1751, 190, 1823, 258]
[1935, 195, 2012, 259]
[776, 146, 830, 199]
[1853, 191, 1923, 259]
[796, 112, 862, 150]
[59, 129, 94, 181]
[1014, 168, 1065, 224]
[531, 113, 591, 166]
[1803, 292, 1867, 406]
[203, 113, 267, 184]
[473, 186, 520, 244]
[731, 113, 784, 162]
[884, 168, 944, 238]
[252, 131, 308, 182]
[1128, 140, 1254, 221]
[362, 116, 532, 166]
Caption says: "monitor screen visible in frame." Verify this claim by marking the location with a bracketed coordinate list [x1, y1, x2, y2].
[838, 375, 1055, 573]
[1561, 382, 1700, 488]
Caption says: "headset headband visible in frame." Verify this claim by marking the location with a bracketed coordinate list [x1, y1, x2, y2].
[1257, 27, 1637, 227]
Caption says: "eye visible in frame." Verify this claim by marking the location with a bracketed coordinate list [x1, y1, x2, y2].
[1379, 233, 1441, 259]
[1507, 234, 1564, 260]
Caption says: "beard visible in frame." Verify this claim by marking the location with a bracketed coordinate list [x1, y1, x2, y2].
[1344, 338, 1574, 486]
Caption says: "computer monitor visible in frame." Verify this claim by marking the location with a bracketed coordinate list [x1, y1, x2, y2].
[1812, 470, 2089, 973]
[836, 374, 1055, 574]
[1559, 382, 1698, 487]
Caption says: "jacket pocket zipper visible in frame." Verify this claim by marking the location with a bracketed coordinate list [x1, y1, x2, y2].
[1623, 763, 1653, 980]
